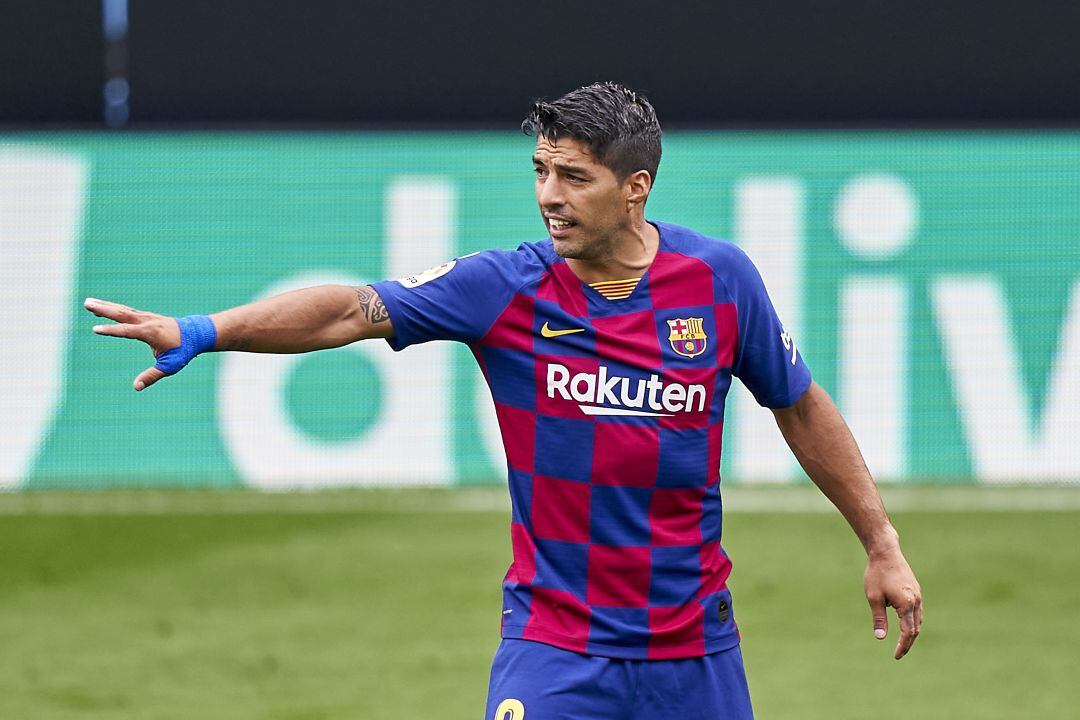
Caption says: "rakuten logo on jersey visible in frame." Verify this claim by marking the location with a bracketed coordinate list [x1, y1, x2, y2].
[546, 363, 707, 417]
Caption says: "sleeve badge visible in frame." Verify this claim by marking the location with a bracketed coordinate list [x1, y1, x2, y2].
[396, 259, 457, 288]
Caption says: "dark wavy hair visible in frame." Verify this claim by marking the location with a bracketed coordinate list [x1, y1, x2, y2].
[521, 81, 662, 182]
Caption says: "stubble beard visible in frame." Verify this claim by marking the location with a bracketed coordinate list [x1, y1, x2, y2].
[551, 236, 588, 260]
[551, 225, 618, 263]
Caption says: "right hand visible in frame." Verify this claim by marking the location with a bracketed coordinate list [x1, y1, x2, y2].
[85, 297, 180, 391]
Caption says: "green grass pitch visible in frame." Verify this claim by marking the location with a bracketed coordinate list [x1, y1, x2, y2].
[1, 488, 1077, 719]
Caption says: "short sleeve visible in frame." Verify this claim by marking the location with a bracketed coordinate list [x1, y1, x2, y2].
[371, 248, 532, 351]
[726, 247, 812, 408]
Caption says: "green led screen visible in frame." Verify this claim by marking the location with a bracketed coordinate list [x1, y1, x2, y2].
[2, 132, 1078, 488]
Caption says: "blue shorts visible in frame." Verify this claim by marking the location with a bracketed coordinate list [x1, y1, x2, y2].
[485, 639, 753, 719]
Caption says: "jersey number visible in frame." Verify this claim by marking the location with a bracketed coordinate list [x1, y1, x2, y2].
[494, 698, 525, 720]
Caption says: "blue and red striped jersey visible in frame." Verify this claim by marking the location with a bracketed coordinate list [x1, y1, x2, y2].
[373, 221, 811, 659]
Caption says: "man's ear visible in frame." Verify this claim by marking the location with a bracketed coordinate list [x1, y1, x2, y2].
[625, 169, 653, 210]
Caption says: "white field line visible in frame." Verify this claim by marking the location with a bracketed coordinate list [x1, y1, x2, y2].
[2, 485, 1080, 515]
[0, 488, 511, 516]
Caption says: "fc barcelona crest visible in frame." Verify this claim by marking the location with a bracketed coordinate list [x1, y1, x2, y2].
[667, 317, 708, 358]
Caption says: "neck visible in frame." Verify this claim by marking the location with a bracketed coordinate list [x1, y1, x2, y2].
[567, 218, 659, 284]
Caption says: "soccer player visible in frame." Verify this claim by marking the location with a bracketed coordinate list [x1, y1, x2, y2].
[87, 82, 922, 719]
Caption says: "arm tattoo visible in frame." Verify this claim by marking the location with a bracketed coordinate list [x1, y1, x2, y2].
[354, 285, 390, 324]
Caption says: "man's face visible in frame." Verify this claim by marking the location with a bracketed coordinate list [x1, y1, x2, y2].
[532, 135, 630, 261]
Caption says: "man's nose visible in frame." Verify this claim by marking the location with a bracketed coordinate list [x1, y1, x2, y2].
[538, 175, 564, 208]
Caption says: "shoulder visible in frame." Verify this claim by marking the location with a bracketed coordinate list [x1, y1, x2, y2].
[654, 221, 763, 289]
[397, 239, 551, 295]
[458, 238, 552, 280]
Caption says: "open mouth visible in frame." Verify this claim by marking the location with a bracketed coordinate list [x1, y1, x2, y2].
[548, 217, 576, 233]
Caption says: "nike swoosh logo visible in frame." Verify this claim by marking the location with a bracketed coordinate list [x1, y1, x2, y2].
[541, 322, 585, 338]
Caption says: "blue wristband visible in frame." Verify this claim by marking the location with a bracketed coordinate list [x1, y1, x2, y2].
[154, 315, 218, 375]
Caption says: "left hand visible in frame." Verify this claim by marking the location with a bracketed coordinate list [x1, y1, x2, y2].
[864, 547, 923, 660]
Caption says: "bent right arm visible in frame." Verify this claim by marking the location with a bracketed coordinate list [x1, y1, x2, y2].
[85, 284, 392, 390]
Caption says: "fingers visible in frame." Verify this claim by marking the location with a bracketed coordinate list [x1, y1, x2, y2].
[84, 297, 140, 323]
[133, 367, 167, 391]
[868, 593, 889, 641]
[87, 296, 154, 342]
[894, 603, 919, 659]
[87, 297, 181, 391]
[894, 596, 923, 660]
[88, 299, 180, 351]
[92, 322, 147, 340]
[866, 552, 923, 661]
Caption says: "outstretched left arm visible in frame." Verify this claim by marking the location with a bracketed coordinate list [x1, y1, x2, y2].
[773, 381, 923, 660]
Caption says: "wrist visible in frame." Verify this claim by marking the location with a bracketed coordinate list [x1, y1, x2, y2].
[154, 314, 218, 375]
[863, 525, 901, 559]
[177, 314, 218, 354]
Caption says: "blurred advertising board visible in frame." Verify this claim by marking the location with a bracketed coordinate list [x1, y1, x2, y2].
[2, 132, 1078, 488]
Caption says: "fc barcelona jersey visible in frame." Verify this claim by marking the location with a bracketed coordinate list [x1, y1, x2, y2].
[373, 220, 811, 659]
